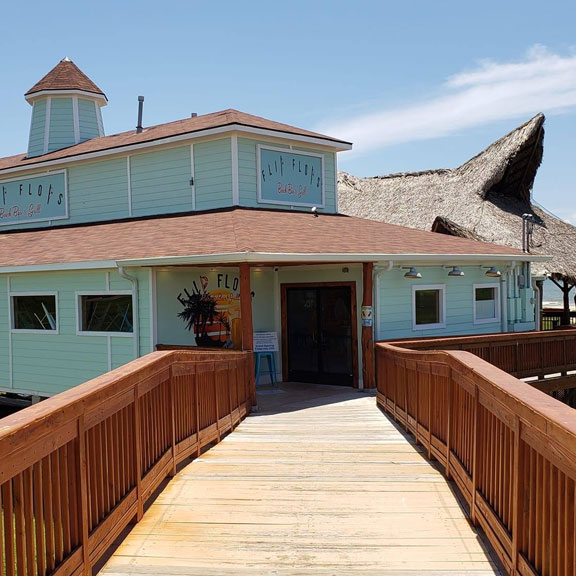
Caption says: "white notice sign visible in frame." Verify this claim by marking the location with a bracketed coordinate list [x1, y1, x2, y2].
[253, 332, 279, 352]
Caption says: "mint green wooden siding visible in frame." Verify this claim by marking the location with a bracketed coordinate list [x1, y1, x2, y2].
[48, 98, 75, 153]
[27, 99, 47, 158]
[376, 266, 536, 340]
[78, 99, 100, 142]
[131, 146, 193, 217]
[68, 158, 129, 222]
[251, 269, 275, 332]
[238, 138, 337, 213]
[0, 268, 152, 397]
[194, 139, 233, 210]
[0, 280, 10, 391]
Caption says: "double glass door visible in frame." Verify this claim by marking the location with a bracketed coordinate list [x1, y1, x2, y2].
[285, 285, 354, 386]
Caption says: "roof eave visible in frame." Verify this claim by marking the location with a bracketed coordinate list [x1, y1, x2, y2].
[25, 89, 108, 105]
[116, 252, 550, 268]
[0, 123, 350, 177]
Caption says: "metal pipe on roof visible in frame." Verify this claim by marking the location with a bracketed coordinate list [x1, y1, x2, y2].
[136, 96, 144, 134]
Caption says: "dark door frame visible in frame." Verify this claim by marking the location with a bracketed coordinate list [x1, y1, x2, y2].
[281, 281, 359, 387]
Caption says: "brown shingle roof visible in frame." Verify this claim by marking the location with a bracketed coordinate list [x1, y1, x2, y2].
[0, 110, 351, 172]
[25, 58, 106, 100]
[0, 208, 535, 269]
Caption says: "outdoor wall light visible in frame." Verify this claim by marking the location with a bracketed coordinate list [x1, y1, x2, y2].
[448, 266, 465, 277]
[403, 267, 422, 279]
[484, 266, 502, 278]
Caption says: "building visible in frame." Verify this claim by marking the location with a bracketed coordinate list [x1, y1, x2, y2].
[0, 59, 547, 398]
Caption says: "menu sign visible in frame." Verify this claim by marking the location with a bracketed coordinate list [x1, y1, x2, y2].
[0, 171, 68, 226]
[258, 146, 324, 207]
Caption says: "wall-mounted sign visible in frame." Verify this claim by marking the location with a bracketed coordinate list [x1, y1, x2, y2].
[177, 272, 241, 349]
[0, 171, 68, 226]
[257, 146, 324, 207]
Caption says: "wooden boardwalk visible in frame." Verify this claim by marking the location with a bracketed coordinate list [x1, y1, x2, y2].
[100, 384, 501, 575]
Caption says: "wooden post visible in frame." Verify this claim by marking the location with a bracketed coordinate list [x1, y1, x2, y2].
[362, 262, 375, 389]
[239, 263, 256, 406]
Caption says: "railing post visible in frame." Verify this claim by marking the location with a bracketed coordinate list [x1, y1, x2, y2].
[361, 262, 375, 389]
[78, 416, 91, 575]
[511, 416, 522, 575]
[446, 368, 452, 480]
[415, 363, 420, 443]
[471, 384, 480, 526]
[427, 366, 432, 460]
[239, 263, 256, 408]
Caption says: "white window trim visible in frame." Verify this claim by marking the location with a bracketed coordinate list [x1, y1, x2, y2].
[412, 284, 446, 331]
[10, 291, 59, 334]
[76, 290, 134, 337]
[473, 283, 501, 325]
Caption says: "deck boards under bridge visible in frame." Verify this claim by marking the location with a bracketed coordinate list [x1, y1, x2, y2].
[100, 384, 499, 575]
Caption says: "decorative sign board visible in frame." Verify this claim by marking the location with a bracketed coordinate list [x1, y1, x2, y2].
[253, 331, 279, 352]
[257, 146, 324, 207]
[0, 171, 68, 226]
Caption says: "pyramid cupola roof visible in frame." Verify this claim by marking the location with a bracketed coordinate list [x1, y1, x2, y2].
[25, 57, 107, 104]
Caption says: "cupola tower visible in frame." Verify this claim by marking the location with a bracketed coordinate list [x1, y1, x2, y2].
[25, 58, 107, 158]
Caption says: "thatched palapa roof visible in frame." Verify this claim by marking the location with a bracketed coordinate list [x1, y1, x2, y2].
[338, 114, 576, 284]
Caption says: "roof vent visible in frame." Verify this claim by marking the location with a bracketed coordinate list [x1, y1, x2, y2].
[136, 96, 144, 134]
[191, 112, 198, 118]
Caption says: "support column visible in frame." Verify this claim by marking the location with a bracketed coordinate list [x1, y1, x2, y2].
[362, 262, 375, 389]
[239, 263, 256, 406]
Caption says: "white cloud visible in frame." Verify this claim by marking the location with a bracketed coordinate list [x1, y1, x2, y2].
[317, 45, 576, 153]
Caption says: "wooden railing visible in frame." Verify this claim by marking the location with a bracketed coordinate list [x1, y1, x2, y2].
[541, 308, 576, 331]
[0, 349, 252, 576]
[376, 342, 576, 576]
[385, 330, 576, 393]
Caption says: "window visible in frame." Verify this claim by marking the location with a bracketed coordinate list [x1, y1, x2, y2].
[412, 285, 445, 330]
[12, 294, 57, 331]
[474, 284, 500, 324]
[79, 293, 133, 334]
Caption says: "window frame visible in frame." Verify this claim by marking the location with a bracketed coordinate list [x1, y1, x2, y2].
[473, 283, 501, 325]
[412, 284, 446, 331]
[10, 292, 59, 334]
[76, 291, 134, 337]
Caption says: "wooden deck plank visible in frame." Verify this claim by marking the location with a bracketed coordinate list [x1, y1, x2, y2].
[100, 387, 501, 575]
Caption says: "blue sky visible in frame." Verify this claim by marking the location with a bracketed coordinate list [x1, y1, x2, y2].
[1, 1, 575, 222]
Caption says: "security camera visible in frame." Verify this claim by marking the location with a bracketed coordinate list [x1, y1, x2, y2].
[311, 206, 318, 217]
